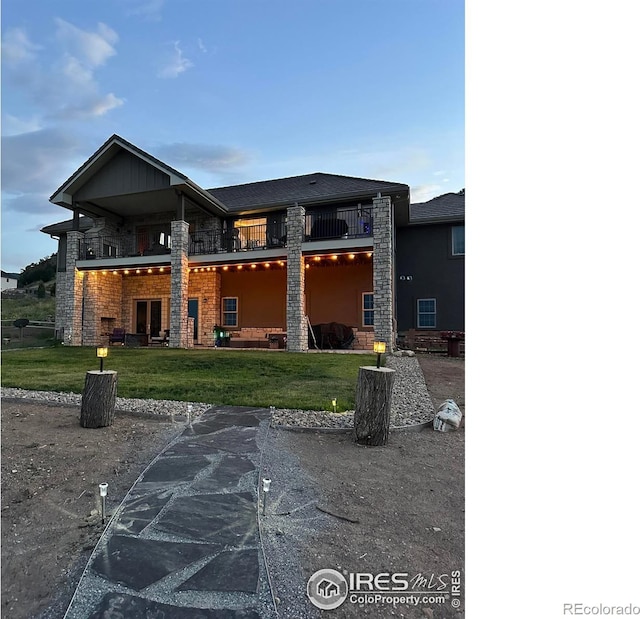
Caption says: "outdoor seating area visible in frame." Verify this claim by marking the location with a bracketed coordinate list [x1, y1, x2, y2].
[108, 328, 125, 345]
[149, 330, 170, 346]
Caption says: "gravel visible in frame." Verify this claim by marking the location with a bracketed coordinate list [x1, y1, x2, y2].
[0, 356, 434, 430]
[271, 355, 435, 429]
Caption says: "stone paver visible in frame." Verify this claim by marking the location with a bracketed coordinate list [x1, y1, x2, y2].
[64, 406, 275, 619]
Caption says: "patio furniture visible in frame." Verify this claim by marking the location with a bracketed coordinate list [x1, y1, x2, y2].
[108, 328, 126, 345]
[150, 329, 170, 346]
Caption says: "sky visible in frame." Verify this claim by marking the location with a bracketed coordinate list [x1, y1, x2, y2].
[0, 0, 464, 273]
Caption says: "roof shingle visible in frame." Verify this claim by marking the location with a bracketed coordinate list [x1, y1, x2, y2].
[208, 172, 408, 211]
[409, 189, 465, 223]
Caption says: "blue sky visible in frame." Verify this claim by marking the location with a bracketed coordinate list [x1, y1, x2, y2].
[1, 0, 464, 273]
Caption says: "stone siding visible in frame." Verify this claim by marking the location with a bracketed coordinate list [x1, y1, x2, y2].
[64, 231, 85, 346]
[170, 220, 190, 348]
[373, 195, 394, 349]
[187, 270, 221, 346]
[286, 204, 308, 352]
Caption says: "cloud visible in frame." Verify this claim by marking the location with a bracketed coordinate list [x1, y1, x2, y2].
[410, 184, 445, 203]
[155, 142, 249, 173]
[1, 128, 84, 196]
[2, 193, 60, 216]
[157, 41, 193, 78]
[54, 19, 118, 68]
[1, 27, 41, 65]
[197, 38, 207, 53]
[1, 114, 43, 136]
[2, 20, 123, 121]
[125, 0, 164, 21]
[53, 93, 125, 121]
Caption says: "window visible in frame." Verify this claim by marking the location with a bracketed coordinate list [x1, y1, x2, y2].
[362, 292, 374, 327]
[452, 225, 465, 256]
[222, 297, 238, 327]
[235, 217, 267, 249]
[417, 298, 436, 328]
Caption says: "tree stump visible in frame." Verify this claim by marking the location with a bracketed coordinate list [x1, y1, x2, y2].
[354, 366, 396, 446]
[80, 371, 118, 428]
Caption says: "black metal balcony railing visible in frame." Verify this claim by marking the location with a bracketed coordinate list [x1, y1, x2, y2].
[79, 233, 172, 260]
[77, 210, 372, 261]
[305, 206, 373, 241]
[189, 223, 287, 255]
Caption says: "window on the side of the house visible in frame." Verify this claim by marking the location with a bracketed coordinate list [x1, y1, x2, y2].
[452, 224, 465, 256]
[234, 217, 267, 249]
[417, 298, 437, 328]
[222, 297, 238, 327]
[362, 292, 374, 327]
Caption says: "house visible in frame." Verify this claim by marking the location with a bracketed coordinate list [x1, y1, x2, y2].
[43, 134, 410, 351]
[1, 271, 19, 291]
[395, 189, 465, 335]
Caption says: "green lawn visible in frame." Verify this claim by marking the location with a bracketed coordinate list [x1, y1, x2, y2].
[1, 347, 376, 411]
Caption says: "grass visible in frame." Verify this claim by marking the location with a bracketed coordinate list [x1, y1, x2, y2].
[1, 326, 57, 350]
[1, 296, 56, 321]
[0, 347, 377, 411]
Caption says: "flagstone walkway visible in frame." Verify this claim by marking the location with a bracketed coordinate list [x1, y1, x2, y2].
[64, 406, 277, 619]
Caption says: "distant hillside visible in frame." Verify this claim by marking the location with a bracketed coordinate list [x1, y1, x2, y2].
[18, 254, 57, 288]
[1, 296, 56, 321]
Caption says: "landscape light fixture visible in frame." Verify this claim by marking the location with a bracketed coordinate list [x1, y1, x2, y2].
[96, 347, 108, 372]
[99, 482, 108, 524]
[373, 341, 386, 369]
[332, 398, 337, 414]
[262, 478, 272, 515]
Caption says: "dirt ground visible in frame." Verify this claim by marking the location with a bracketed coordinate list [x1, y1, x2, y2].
[263, 354, 464, 619]
[1, 354, 464, 618]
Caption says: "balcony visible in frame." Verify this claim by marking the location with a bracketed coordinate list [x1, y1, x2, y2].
[189, 223, 287, 256]
[75, 210, 372, 263]
[79, 232, 171, 260]
[305, 206, 372, 241]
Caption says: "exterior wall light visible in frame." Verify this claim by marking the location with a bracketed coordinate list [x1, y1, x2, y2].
[97, 347, 108, 372]
[373, 341, 386, 368]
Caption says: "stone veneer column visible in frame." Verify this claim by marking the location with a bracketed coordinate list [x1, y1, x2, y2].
[170, 220, 190, 348]
[83, 272, 100, 346]
[373, 195, 394, 349]
[64, 231, 85, 346]
[286, 204, 308, 352]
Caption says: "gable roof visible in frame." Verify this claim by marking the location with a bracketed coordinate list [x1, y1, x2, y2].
[49, 134, 188, 205]
[49, 134, 227, 219]
[409, 189, 465, 224]
[208, 172, 409, 213]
